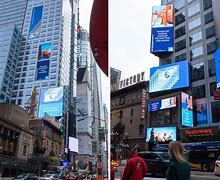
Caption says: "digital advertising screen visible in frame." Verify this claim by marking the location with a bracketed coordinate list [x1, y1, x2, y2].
[29, 6, 43, 39]
[181, 92, 193, 127]
[146, 127, 176, 143]
[38, 43, 52, 60]
[38, 87, 64, 118]
[69, 137, 78, 153]
[36, 60, 50, 80]
[149, 60, 189, 93]
[196, 103, 208, 125]
[214, 48, 220, 89]
[151, 5, 174, 53]
[149, 96, 176, 112]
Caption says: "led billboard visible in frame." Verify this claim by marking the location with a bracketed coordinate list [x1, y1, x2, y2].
[69, 137, 78, 153]
[38, 87, 64, 118]
[29, 6, 43, 39]
[181, 92, 193, 127]
[38, 43, 52, 60]
[36, 60, 50, 80]
[149, 96, 176, 112]
[150, 5, 174, 53]
[149, 60, 189, 93]
[215, 48, 220, 89]
[146, 127, 176, 143]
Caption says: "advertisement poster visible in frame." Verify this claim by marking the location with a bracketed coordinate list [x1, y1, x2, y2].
[151, 5, 174, 53]
[38, 87, 64, 118]
[146, 127, 176, 143]
[36, 60, 50, 80]
[149, 97, 176, 112]
[196, 101, 207, 125]
[149, 60, 189, 93]
[38, 43, 52, 60]
[214, 48, 220, 89]
[29, 6, 43, 39]
[181, 92, 193, 127]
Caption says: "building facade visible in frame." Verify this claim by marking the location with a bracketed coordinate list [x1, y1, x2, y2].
[110, 67, 121, 85]
[157, 0, 220, 125]
[0, 25, 22, 103]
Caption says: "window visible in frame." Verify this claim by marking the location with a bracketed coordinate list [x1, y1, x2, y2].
[190, 46, 203, 60]
[175, 0, 184, 11]
[139, 124, 144, 135]
[192, 62, 204, 82]
[206, 26, 215, 39]
[175, 53, 186, 62]
[23, 145, 27, 156]
[119, 110, 123, 119]
[203, 0, 212, 10]
[130, 108, 134, 116]
[204, 12, 213, 24]
[188, 17, 201, 30]
[192, 85, 206, 99]
[188, 3, 200, 17]
[207, 41, 217, 55]
[208, 59, 216, 77]
[189, 31, 202, 45]
[130, 119, 133, 124]
[175, 13, 185, 26]
[175, 26, 185, 39]
[175, 39, 186, 52]
[210, 82, 216, 96]
[211, 101, 220, 123]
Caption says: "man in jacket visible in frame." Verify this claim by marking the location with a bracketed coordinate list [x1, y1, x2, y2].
[122, 150, 148, 180]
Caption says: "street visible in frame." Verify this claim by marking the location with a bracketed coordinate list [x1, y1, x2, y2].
[115, 168, 220, 180]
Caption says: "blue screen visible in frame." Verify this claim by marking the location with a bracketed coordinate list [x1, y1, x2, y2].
[215, 48, 220, 89]
[149, 60, 189, 93]
[29, 6, 43, 39]
[146, 127, 176, 143]
[38, 87, 64, 118]
[181, 92, 193, 127]
[36, 60, 50, 80]
[150, 5, 174, 53]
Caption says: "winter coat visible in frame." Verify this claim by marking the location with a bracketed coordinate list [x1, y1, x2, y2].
[166, 158, 190, 180]
[122, 152, 148, 180]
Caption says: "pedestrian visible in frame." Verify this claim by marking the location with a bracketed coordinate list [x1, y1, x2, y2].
[122, 149, 148, 180]
[166, 141, 190, 180]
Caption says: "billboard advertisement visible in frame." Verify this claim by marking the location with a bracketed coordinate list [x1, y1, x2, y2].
[149, 60, 189, 93]
[181, 92, 193, 127]
[149, 96, 176, 112]
[214, 48, 220, 89]
[151, 5, 174, 53]
[36, 60, 50, 80]
[29, 6, 43, 39]
[69, 137, 78, 153]
[38, 87, 64, 118]
[38, 43, 52, 60]
[146, 127, 176, 143]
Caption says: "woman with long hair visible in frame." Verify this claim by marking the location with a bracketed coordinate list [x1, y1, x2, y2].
[166, 141, 190, 180]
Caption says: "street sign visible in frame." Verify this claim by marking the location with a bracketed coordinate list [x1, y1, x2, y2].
[214, 91, 220, 100]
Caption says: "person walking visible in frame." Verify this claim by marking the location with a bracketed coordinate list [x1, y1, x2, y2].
[122, 149, 148, 180]
[166, 141, 190, 180]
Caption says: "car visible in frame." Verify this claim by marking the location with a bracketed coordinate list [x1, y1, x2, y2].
[138, 151, 170, 177]
[214, 156, 220, 176]
[13, 173, 38, 180]
[39, 174, 60, 180]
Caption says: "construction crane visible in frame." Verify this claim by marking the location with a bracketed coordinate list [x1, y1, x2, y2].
[24, 87, 37, 118]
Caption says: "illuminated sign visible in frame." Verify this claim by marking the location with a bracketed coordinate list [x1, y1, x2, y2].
[151, 5, 174, 53]
[36, 60, 50, 80]
[146, 127, 176, 143]
[181, 92, 193, 127]
[119, 72, 145, 89]
[38, 87, 64, 118]
[38, 43, 52, 60]
[29, 6, 43, 39]
[149, 96, 176, 112]
[214, 48, 220, 89]
[149, 60, 189, 93]
[141, 90, 146, 119]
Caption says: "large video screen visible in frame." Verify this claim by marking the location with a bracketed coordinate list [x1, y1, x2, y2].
[181, 92, 193, 127]
[149, 60, 189, 93]
[38, 43, 52, 60]
[36, 60, 50, 80]
[146, 127, 176, 143]
[150, 5, 174, 53]
[38, 87, 64, 118]
[149, 96, 176, 112]
[29, 6, 43, 39]
[215, 48, 220, 89]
